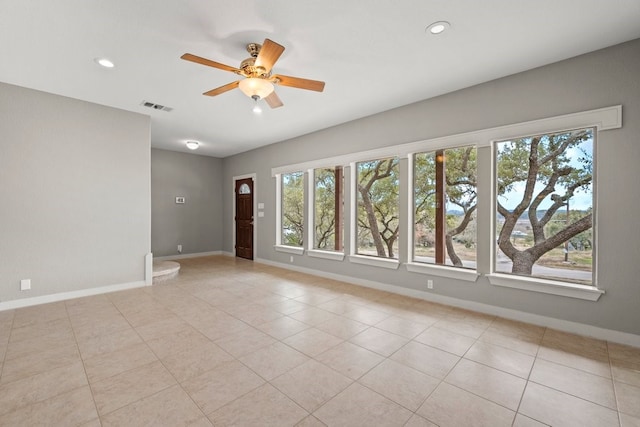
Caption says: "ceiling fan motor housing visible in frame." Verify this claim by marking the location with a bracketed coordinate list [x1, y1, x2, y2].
[240, 57, 269, 78]
[240, 43, 269, 78]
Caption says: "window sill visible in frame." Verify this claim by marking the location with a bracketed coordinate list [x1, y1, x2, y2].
[274, 245, 305, 255]
[349, 255, 400, 270]
[307, 250, 345, 261]
[487, 273, 604, 301]
[406, 262, 479, 282]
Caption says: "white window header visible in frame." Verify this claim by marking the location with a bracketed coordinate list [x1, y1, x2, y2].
[271, 105, 621, 177]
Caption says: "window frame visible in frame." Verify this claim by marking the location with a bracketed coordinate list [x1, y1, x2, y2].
[409, 145, 479, 274]
[489, 126, 600, 300]
[407, 147, 480, 282]
[274, 172, 305, 255]
[492, 127, 596, 285]
[307, 166, 346, 261]
[271, 105, 620, 299]
[482, 105, 622, 301]
[350, 156, 402, 269]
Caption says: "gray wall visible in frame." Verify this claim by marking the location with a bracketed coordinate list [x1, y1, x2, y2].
[151, 148, 223, 257]
[222, 39, 640, 335]
[0, 82, 150, 302]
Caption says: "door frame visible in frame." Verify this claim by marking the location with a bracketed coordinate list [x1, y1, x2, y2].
[233, 173, 257, 260]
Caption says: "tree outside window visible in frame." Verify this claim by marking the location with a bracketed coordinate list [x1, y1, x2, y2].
[282, 171, 304, 247]
[356, 158, 399, 259]
[314, 167, 344, 251]
[495, 128, 594, 285]
[414, 146, 477, 268]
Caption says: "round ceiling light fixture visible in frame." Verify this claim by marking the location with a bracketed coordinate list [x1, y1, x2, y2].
[94, 57, 115, 68]
[186, 141, 199, 150]
[426, 21, 451, 35]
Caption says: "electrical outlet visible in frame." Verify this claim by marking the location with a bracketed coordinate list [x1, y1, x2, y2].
[177, 244, 182, 253]
[20, 279, 31, 291]
[290, 255, 294, 263]
[427, 280, 433, 290]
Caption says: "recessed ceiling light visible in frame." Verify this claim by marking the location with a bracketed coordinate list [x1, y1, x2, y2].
[95, 57, 115, 68]
[426, 21, 450, 35]
[186, 141, 199, 150]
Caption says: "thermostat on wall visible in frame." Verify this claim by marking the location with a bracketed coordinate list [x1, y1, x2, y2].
[175, 196, 185, 204]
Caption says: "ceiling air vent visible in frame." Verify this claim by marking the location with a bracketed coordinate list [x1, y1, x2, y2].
[140, 100, 173, 112]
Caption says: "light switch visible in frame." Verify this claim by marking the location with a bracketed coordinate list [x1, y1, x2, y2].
[258, 211, 265, 217]
[258, 203, 264, 209]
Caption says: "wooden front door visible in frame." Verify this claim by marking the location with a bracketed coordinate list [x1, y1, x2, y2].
[235, 178, 254, 260]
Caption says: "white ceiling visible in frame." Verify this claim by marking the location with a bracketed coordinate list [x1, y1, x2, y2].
[1, 1, 639, 158]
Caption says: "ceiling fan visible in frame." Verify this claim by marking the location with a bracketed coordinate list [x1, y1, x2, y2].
[181, 38, 325, 111]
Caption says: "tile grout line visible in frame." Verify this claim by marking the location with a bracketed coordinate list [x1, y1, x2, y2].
[4, 256, 637, 425]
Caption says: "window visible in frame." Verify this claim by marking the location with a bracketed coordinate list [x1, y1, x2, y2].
[273, 106, 618, 298]
[413, 146, 477, 268]
[313, 167, 344, 251]
[495, 127, 594, 285]
[281, 171, 304, 247]
[356, 158, 399, 259]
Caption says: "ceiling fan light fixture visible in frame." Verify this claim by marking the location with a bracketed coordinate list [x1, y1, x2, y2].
[251, 95, 263, 114]
[238, 78, 274, 99]
[186, 140, 199, 150]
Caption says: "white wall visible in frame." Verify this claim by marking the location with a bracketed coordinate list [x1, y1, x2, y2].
[0, 82, 151, 303]
[222, 39, 640, 337]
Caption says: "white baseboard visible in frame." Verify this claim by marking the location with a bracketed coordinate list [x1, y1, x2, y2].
[153, 251, 223, 261]
[0, 280, 148, 312]
[255, 257, 640, 348]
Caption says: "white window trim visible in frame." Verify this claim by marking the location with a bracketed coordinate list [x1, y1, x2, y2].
[349, 158, 401, 269]
[406, 147, 480, 278]
[349, 254, 400, 270]
[275, 172, 305, 255]
[271, 106, 621, 176]
[308, 249, 345, 261]
[272, 146, 398, 177]
[487, 107, 621, 301]
[406, 153, 416, 267]
[477, 105, 621, 147]
[306, 167, 346, 260]
[274, 245, 305, 255]
[275, 173, 282, 246]
[271, 106, 620, 301]
[349, 163, 357, 258]
[406, 262, 479, 282]
[487, 273, 604, 301]
[306, 168, 314, 253]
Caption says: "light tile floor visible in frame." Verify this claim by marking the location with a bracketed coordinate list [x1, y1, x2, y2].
[0, 255, 638, 426]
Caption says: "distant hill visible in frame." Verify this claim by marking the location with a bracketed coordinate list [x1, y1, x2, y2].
[495, 208, 588, 221]
[449, 208, 588, 220]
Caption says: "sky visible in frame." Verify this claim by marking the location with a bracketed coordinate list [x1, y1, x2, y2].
[497, 181, 593, 211]
[496, 133, 593, 212]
